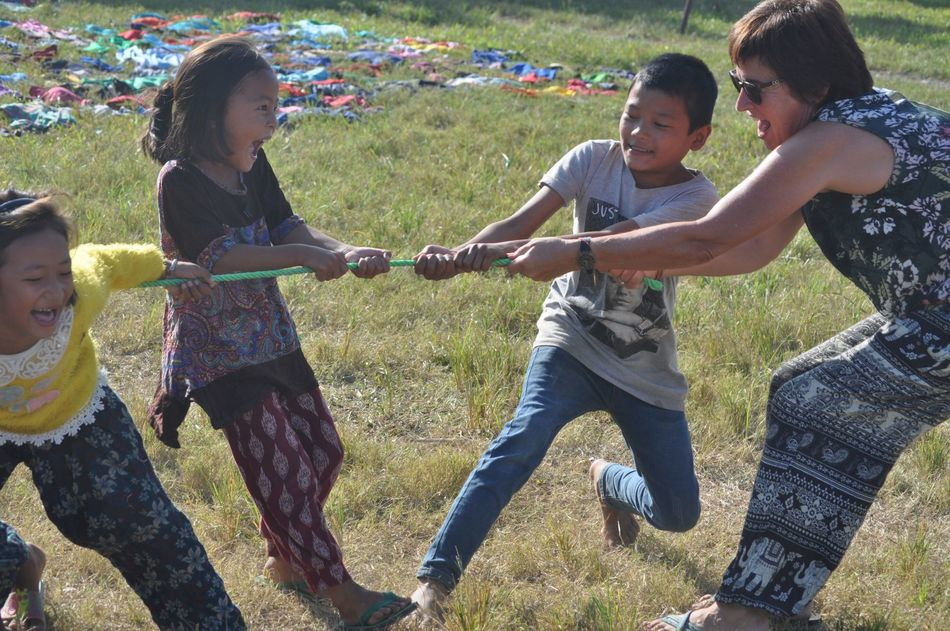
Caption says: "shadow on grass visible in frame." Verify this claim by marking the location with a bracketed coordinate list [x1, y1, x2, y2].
[906, 0, 950, 8]
[633, 530, 724, 602]
[849, 13, 948, 47]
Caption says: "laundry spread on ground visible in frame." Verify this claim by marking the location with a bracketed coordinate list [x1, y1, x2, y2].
[0, 8, 634, 135]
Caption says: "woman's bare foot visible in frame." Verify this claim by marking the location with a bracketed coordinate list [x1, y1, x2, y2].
[689, 594, 818, 623]
[589, 458, 640, 548]
[322, 580, 414, 627]
[640, 602, 770, 631]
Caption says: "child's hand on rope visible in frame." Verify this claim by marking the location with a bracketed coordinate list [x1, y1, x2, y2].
[300, 246, 349, 281]
[164, 260, 215, 304]
[413, 244, 460, 280]
[454, 243, 508, 273]
[345, 246, 391, 278]
[607, 269, 657, 289]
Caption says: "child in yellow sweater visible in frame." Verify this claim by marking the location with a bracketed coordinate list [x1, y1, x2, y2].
[0, 192, 246, 630]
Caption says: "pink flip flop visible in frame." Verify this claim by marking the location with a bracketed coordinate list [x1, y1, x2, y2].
[0, 582, 46, 631]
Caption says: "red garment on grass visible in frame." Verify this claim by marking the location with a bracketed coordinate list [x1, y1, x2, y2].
[131, 17, 168, 29]
[323, 94, 363, 108]
[33, 86, 87, 105]
[223, 388, 350, 592]
[106, 94, 147, 108]
[28, 44, 56, 60]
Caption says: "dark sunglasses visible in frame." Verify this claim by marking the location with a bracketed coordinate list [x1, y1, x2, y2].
[729, 69, 781, 104]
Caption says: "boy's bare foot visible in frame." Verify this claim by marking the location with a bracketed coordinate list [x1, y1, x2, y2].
[409, 579, 450, 625]
[640, 602, 770, 631]
[589, 458, 640, 548]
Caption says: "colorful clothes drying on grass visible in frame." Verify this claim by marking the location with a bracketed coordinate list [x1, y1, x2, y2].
[0, 8, 629, 135]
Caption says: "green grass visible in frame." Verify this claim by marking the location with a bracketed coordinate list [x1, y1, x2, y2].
[0, 0, 948, 629]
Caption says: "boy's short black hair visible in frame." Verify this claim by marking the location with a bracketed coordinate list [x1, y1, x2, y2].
[631, 53, 718, 132]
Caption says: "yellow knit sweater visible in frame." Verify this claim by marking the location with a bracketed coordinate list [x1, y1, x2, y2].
[0, 243, 164, 444]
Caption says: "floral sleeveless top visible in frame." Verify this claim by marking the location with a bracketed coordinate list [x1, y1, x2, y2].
[801, 89, 949, 317]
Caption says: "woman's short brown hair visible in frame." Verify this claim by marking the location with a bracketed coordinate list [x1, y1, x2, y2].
[728, 0, 872, 107]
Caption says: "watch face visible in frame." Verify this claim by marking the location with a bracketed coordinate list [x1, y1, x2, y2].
[577, 240, 595, 272]
[577, 252, 595, 272]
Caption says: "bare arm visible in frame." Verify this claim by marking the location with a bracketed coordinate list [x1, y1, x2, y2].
[277, 223, 391, 278]
[414, 185, 565, 279]
[211, 243, 350, 281]
[667, 211, 804, 277]
[509, 121, 894, 280]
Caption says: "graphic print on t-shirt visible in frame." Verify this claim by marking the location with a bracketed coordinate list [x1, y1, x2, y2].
[564, 197, 671, 357]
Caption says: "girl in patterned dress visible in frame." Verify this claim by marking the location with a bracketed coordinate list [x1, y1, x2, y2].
[0, 192, 244, 630]
[505, 0, 948, 629]
[141, 36, 415, 630]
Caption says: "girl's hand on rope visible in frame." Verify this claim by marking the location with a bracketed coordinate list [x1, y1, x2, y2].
[345, 246, 392, 278]
[300, 245, 349, 281]
[165, 260, 215, 304]
[508, 237, 575, 281]
[413, 244, 460, 280]
[454, 243, 508, 273]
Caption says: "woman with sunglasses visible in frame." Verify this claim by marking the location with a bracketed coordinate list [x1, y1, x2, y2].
[506, 0, 949, 629]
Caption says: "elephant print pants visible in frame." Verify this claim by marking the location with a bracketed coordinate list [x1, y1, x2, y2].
[223, 387, 350, 593]
[716, 306, 950, 617]
[0, 387, 245, 630]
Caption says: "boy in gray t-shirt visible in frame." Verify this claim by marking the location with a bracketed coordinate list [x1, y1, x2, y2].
[411, 53, 719, 621]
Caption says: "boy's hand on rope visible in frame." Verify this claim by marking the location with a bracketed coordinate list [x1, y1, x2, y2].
[608, 269, 657, 289]
[165, 260, 215, 303]
[300, 245, 350, 281]
[413, 244, 461, 280]
[455, 243, 509, 273]
[344, 246, 391, 278]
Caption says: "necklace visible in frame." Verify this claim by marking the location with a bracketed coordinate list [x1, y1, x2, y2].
[195, 162, 247, 196]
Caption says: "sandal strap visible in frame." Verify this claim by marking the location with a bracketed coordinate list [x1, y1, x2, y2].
[357, 591, 400, 625]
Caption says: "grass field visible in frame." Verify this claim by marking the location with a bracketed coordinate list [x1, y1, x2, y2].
[0, 0, 947, 629]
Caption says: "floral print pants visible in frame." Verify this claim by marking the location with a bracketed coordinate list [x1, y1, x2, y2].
[0, 387, 245, 630]
[716, 306, 950, 616]
[223, 387, 349, 593]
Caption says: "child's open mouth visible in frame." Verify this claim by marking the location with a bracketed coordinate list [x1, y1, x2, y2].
[32, 308, 59, 328]
[251, 138, 268, 160]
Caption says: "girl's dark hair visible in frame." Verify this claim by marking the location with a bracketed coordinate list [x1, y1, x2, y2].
[0, 190, 73, 267]
[728, 0, 873, 107]
[141, 36, 272, 165]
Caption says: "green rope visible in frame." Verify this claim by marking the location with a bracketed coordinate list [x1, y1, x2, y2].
[139, 257, 663, 290]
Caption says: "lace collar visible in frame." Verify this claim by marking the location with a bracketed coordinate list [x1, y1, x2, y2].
[0, 307, 74, 386]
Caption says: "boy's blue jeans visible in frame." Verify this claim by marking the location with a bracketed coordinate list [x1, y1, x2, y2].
[418, 345, 701, 589]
